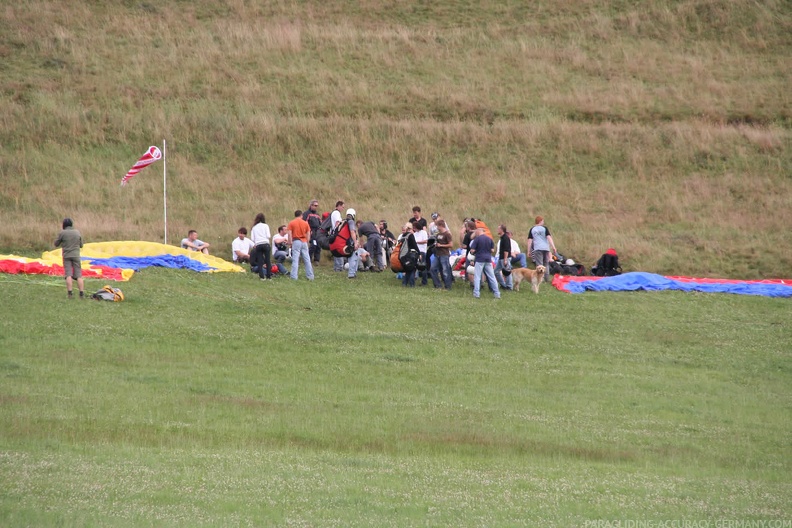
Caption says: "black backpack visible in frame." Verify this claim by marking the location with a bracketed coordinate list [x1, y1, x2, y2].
[316, 215, 334, 250]
[398, 236, 418, 272]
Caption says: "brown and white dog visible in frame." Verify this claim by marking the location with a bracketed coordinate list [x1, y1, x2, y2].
[511, 265, 546, 293]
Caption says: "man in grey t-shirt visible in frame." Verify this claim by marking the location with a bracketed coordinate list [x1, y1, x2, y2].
[54, 218, 85, 299]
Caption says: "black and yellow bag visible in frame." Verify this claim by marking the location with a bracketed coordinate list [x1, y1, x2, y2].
[92, 285, 125, 302]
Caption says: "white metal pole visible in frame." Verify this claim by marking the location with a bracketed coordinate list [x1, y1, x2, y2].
[163, 139, 168, 245]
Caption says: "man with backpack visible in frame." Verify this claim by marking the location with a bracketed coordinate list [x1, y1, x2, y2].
[330, 200, 346, 272]
[302, 199, 322, 264]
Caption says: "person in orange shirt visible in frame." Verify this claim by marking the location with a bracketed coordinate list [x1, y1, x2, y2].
[287, 210, 314, 281]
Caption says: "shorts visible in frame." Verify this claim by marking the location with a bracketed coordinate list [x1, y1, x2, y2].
[63, 257, 82, 279]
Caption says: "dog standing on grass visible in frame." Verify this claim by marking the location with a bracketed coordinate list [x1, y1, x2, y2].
[511, 265, 546, 293]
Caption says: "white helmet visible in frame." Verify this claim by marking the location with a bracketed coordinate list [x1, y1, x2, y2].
[565, 258, 575, 266]
[346, 208, 356, 219]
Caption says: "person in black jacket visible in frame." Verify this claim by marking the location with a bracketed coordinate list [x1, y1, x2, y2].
[591, 248, 622, 276]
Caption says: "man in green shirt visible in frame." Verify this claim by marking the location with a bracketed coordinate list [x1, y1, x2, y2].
[54, 218, 85, 299]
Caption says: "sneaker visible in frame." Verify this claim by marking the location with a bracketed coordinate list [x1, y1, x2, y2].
[79, 291, 85, 299]
[67, 291, 73, 299]
[348, 275, 357, 279]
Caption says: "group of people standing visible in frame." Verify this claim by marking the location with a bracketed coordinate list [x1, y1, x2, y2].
[394, 209, 559, 299]
[181, 200, 560, 295]
[226, 209, 316, 281]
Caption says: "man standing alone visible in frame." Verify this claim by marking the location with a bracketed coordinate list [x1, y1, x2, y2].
[54, 218, 85, 299]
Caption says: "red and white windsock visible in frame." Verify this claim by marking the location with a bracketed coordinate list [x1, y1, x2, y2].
[121, 146, 163, 186]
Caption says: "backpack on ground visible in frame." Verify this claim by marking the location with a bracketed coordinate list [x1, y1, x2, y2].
[92, 285, 124, 302]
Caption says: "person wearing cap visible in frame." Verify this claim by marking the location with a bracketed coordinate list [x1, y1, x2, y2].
[528, 215, 557, 283]
[54, 217, 85, 299]
[428, 212, 441, 237]
[302, 199, 322, 264]
[287, 209, 314, 281]
[591, 248, 622, 276]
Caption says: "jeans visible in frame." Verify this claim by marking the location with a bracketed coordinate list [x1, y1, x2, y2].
[273, 249, 288, 265]
[510, 253, 528, 268]
[348, 250, 365, 277]
[430, 254, 452, 289]
[253, 244, 272, 279]
[290, 239, 314, 280]
[473, 261, 500, 298]
[494, 258, 513, 290]
[364, 234, 383, 269]
[333, 256, 345, 272]
[402, 268, 416, 287]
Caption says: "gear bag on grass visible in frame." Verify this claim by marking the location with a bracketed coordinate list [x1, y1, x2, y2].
[92, 285, 124, 302]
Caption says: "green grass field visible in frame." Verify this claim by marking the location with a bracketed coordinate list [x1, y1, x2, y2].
[1, 268, 789, 525]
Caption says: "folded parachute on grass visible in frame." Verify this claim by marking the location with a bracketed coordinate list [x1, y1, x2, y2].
[0, 241, 244, 281]
[552, 272, 792, 298]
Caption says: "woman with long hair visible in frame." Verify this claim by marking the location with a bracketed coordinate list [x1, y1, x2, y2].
[250, 213, 273, 280]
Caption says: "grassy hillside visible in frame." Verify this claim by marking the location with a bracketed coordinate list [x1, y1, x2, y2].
[1, 0, 791, 277]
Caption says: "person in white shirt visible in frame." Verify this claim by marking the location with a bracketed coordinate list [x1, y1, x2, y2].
[412, 220, 429, 285]
[250, 212, 273, 280]
[231, 227, 255, 263]
[272, 225, 290, 266]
